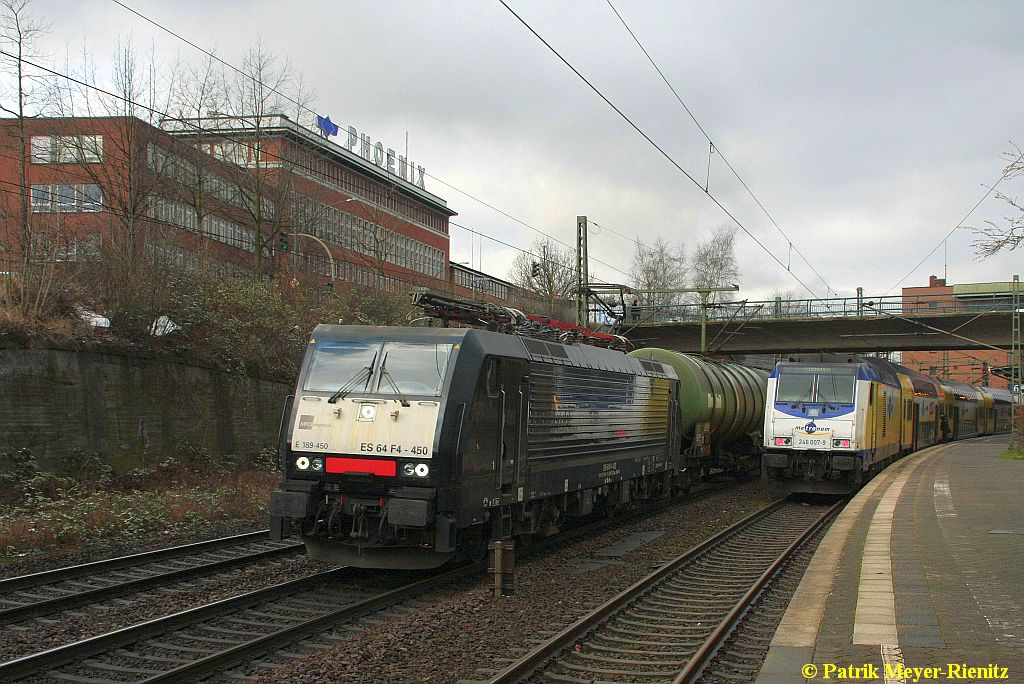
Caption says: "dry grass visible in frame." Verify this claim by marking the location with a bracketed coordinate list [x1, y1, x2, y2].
[0, 469, 279, 557]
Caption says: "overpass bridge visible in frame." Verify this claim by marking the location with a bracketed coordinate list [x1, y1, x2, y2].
[618, 290, 1020, 355]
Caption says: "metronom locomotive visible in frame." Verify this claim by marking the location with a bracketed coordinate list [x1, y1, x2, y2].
[268, 324, 768, 569]
[761, 354, 1014, 493]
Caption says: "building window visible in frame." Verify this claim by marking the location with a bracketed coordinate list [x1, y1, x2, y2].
[31, 135, 103, 163]
[30, 184, 53, 212]
[80, 184, 102, 212]
[30, 184, 103, 213]
[56, 184, 77, 212]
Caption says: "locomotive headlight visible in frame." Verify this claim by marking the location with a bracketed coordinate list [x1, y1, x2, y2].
[295, 456, 310, 470]
[403, 462, 430, 477]
[358, 403, 377, 421]
[311, 458, 324, 471]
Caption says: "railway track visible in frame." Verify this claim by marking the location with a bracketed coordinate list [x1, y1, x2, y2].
[0, 561, 484, 682]
[483, 498, 841, 684]
[1, 477, 756, 681]
[0, 531, 302, 624]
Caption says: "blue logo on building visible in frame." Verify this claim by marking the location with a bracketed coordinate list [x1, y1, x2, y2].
[315, 114, 339, 138]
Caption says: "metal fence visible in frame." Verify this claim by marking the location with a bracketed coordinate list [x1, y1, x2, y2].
[624, 291, 1018, 324]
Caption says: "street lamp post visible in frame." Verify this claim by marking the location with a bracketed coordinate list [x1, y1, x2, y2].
[295, 232, 337, 282]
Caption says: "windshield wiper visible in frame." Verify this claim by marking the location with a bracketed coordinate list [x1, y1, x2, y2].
[327, 361, 375, 404]
[378, 358, 411, 407]
[789, 386, 814, 408]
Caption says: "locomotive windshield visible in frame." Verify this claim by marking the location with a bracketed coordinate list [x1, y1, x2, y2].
[303, 341, 378, 392]
[375, 342, 453, 396]
[776, 366, 856, 404]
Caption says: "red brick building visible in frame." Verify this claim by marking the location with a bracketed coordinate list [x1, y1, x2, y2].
[0, 114, 458, 291]
[901, 275, 1013, 389]
[0, 113, 572, 324]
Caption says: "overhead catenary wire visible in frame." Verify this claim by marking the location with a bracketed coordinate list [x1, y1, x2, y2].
[105, 0, 635, 283]
[601, 0, 838, 298]
[0, 47, 633, 290]
[496, 0, 823, 300]
[0, 174, 547, 288]
[882, 148, 1024, 295]
[0, 133, 591, 290]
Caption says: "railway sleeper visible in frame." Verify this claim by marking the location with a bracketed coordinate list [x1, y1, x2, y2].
[614, 616, 713, 631]
[143, 639, 218, 654]
[564, 651, 684, 668]
[80, 661, 165, 676]
[113, 649, 191, 664]
[595, 634, 704, 648]
[553, 659, 682, 678]
[583, 643, 697, 658]
[625, 607, 723, 622]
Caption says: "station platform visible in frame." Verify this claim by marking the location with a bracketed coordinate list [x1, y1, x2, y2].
[757, 435, 1024, 683]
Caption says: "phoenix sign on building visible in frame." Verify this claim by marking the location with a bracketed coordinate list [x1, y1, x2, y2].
[0, 112, 456, 293]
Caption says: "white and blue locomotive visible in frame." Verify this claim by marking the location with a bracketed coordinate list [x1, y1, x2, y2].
[761, 354, 1014, 493]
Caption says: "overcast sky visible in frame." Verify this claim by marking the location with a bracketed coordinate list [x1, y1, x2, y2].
[22, 0, 1024, 300]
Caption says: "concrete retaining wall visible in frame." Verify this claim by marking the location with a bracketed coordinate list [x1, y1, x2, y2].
[0, 348, 292, 471]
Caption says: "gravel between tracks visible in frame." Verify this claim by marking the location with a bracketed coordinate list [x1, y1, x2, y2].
[0, 552, 335, 662]
[252, 479, 783, 684]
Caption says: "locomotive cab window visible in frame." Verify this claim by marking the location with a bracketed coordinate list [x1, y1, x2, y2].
[776, 366, 856, 404]
[375, 342, 453, 396]
[303, 341, 378, 392]
[485, 358, 499, 398]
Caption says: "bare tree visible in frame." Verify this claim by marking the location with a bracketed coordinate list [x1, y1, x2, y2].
[168, 52, 227, 265]
[0, 0, 81, 320]
[689, 225, 740, 304]
[216, 40, 316, 281]
[629, 236, 687, 310]
[972, 144, 1024, 258]
[0, 0, 48, 268]
[345, 192, 403, 286]
[769, 288, 806, 315]
[508, 238, 576, 318]
[51, 38, 181, 328]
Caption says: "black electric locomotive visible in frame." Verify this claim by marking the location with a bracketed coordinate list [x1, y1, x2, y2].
[269, 324, 682, 568]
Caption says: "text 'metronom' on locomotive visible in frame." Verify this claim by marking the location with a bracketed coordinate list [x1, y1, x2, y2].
[267, 323, 768, 569]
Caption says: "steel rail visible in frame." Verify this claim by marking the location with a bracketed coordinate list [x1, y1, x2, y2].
[485, 498, 791, 683]
[0, 530, 273, 591]
[2, 476, 752, 681]
[0, 561, 485, 682]
[138, 561, 487, 683]
[0, 567, 352, 680]
[0, 533, 302, 623]
[671, 498, 844, 683]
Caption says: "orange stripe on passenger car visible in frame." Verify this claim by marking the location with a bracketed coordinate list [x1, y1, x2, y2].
[325, 457, 396, 476]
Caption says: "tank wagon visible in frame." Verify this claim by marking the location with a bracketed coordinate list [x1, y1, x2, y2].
[268, 326, 769, 569]
[629, 349, 768, 487]
[762, 354, 1013, 493]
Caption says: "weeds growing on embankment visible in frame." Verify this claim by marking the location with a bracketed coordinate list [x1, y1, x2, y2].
[0, 448, 278, 564]
[999, 449, 1024, 461]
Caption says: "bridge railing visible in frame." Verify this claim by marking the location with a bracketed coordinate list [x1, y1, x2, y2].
[605, 291, 1017, 324]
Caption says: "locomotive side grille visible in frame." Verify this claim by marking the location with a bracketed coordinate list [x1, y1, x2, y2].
[527, 362, 672, 461]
